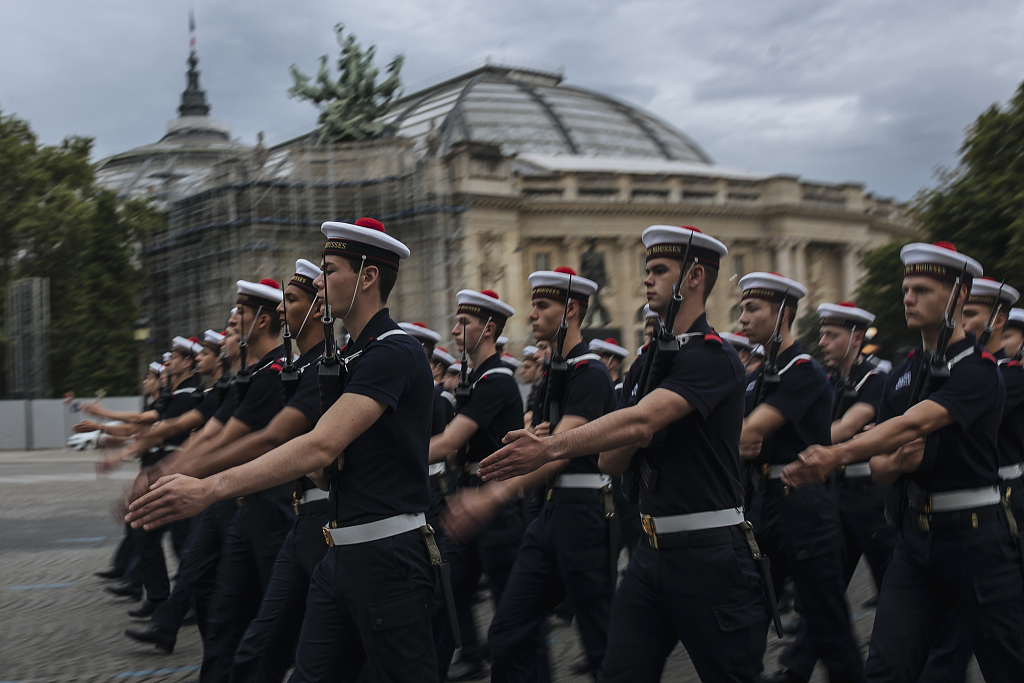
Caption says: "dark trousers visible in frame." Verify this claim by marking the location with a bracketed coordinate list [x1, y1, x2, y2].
[864, 506, 1024, 683]
[112, 522, 135, 574]
[782, 477, 898, 680]
[489, 495, 614, 682]
[132, 524, 171, 602]
[152, 499, 237, 637]
[289, 528, 437, 683]
[200, 491, 295, 683]
[597, 526, 770, 683]
[748, 482, 864, 682]
[612, 477, 642, 558]
[913, 482, 1024, 683]
[231, 508, 330, 683]
[432, 497, 523, 680]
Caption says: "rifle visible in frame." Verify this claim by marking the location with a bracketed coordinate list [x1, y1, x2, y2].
[621, 233, 696, 503]
[211, 345, 232, 405]
[234, 303, 257, 402]
[540, 273, 573, 427]
[454, 319, 472, 411]
[978, 281, 1006, 347]
[280, 280, 300, 401]
[317, 264, 348, 533]
[884, 261, 969, 528]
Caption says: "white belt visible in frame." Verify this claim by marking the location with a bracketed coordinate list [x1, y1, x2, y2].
[554, 473, 611, 489]
[428, 462, 446, 476]
[647, 508, 745, 534]
[467, 462, 480, 476]
[914, 486, 1001, 513]
[323, 513, 425, 546]
[300, 487, 329, 503]
[766, 465, 787, 479]
[844, 463, 872, 478]
[999, 464, 1023, 481]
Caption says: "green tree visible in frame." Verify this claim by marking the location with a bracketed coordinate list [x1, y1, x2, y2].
[1, 110, 161, 397]
[856, 80, 1024, 360]
[289, 24, 404, 143]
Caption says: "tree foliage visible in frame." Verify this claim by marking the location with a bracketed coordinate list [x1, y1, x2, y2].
[289, 24, 404, 143]
[857, 80, 1024, 360]
[0, 109, 163, 398]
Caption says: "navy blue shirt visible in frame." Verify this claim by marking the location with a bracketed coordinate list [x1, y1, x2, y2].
[744, 341, 832, 464]
[532, 341, 615, 475]
[876, 335, 1004, 492]
[231, 345, 285, 431]
[432, 383, 453, 436]
[333, 309, 433, 525]
[196, 376, 232, 422]
[212, 387, 237, 425]
[626, 315, 746, 516]
[460, 353, 524, 465]
[828, 360, 886, 424]
[996, 350, 1024, 468]
[286, 340, 326, 425]
[162, 375, 203, 447]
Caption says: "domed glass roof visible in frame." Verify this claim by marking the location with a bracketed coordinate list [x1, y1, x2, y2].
[382, 65, 712, 163]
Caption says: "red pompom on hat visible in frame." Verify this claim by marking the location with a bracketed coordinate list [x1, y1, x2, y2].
[932, 241, 957, 251]
[258, 278, 281, 289]
[413, 321, 427, 327]
[554, 266, 577, 276]
[355, 217, 385, 232]
[680, 226, 702, 233]
[605, 337, 619, 345]
[188, 336, 201, 344]
[837, 301, 857, 308]
[769, 272, 784, 277]
[480, 290, 500, 299]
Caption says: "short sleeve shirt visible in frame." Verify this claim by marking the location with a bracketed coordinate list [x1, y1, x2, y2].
[744, 341, 832, 464]
[996, 350, 1024, 468]
[828, 360, 886, 423]
[460, 353, 524, 465]
[162, 375, 203, 447]
[432, 383, 452, 436]
[331, 309, 433, 525]
[876, 335, 1004, 491]
[286, 340, 326, 426]
[196, 376, 232, 422]
[231, 345, 285, 432]
[212, 387, 237, 425]
[531, 341, 615, 475]
[632, 314, 746, 516]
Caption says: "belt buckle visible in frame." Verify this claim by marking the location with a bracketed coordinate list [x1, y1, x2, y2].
[236, 497, 246, 507]
[322, 524, 335, 547]
[917, 514, 930, 532]
[293, 492, 301, 516]
[641, 515, 658, 549]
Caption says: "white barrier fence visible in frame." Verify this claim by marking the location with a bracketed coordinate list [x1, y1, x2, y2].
[0, 396, 143, 450]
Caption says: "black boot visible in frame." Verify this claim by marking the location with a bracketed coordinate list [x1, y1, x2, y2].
[447, 659, 486, 681]
[128, 599, 163, 619]
[761, 671, 809, 683]
[94, 568, 124, 580]
[105, 582, 143, 600]
[124, 624, 176, 654]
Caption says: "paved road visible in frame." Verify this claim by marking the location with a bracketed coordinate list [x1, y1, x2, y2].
[0, 450, 981, 682]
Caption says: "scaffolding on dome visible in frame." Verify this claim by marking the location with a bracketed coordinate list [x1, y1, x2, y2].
[140, 135, 465, 357]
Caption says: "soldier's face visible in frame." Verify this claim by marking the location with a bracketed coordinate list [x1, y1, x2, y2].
[316, 256, 355, 311]
[1002, 328, 1024, 356]
[452, 314, 487, 353]
[221, 331, 240, 361]
[902, 276, 955, 330]
[534, 340, 551, 363]
[143, 373, 158, 394]
[818, 325, 856, 363]
[529, 298, 568, 341]
[168, 350, 191, 376]
[961, 303, 992, 338]
[279, 285, 318, 335]
[519, 358, 536, 383]
[643, 257, 679, 317]
[738, 298, 778, 345]
[197, 347, 218, 374]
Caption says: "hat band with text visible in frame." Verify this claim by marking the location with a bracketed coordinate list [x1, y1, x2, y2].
[236, 293, 280, 310]
[457, 303, 507, 322]
[818, 316, 859, 329]
[531, 286, 589, 304]
[323, 239, 400, 271]
[645, 243, 721, 267]
[904, 263, 959, 283]
[290, 273, 317, 295]
[741, 287, 792, 304]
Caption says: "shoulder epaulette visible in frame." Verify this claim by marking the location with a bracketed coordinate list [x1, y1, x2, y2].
[704, 332, 722, 346]
[982, 350, 997, 364]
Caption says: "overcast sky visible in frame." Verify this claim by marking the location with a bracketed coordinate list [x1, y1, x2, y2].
[3, 0, 1024, 201]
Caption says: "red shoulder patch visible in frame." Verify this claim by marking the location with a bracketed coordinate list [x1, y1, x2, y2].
[704, 333, 722, 345]
[908, 349, 916, 359]
[270, 363, 283, 372]
[1009, 361, 1022, 368]
[576, 361, 589, 367]
[982, 351, 997, 364]
[796, 359, 810, 365]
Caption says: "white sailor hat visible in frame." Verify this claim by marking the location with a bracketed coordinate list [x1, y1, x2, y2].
[448, 362, 462, 374]
[1006, 308, 1024, 332]
[321, 217, 410, 271]
[501, 353, 522, 370]
[456, 289, 515, 322]
[739, 272, 807, 303]
[171, 336, 202, 357]
[162, 351, 172, 363]
[523, 345, 539, 359]
[148, 362, 164, 375]
[589, 337, 629, 359]
[289, 259, 322, 296]
[967, 277, 1020, 308]
[644, 304, 659, 319]
[433, 346, 456, 367]
[900, 241, 983, 282]
[400, 321, 442, 344]
[230, 307, 238, 317]
[236, 279, 283, 310]
[642, 225, 728, 268]
[496, 336, 509, 348]
[529, 267, 598, 304]
[202, 329, 225, 351]
[720, 332, 756, 351]
[817, 301, 876, 329]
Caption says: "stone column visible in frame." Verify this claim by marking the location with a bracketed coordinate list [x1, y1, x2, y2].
[772, 238, 792, 277]
[792, 239, 808, 286]
[842, 244, 863, 300]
